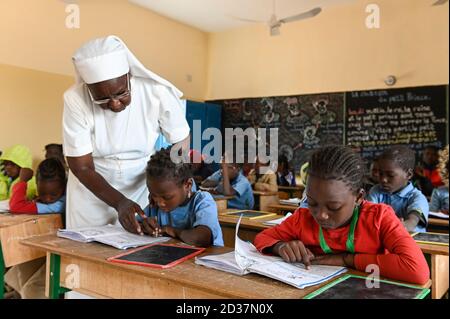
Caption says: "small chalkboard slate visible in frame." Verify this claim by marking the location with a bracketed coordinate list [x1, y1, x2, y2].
[412, 232, 449, 246]
[304, 274, 429, 299]
[107, 243, 205, 269]
[224, 210, 276, 220]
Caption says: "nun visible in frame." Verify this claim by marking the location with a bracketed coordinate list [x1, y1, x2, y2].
[63, 35, 190, 233]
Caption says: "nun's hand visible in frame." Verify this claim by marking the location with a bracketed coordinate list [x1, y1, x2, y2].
[116, 198, 146, 235]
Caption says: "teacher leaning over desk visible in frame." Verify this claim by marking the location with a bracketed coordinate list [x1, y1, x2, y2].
[63, 35, 190, 233]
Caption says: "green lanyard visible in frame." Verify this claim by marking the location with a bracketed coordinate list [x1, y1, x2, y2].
[319, 205, 360, 254]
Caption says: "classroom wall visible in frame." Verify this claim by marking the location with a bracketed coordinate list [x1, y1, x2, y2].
[0, 0, 208, 163]
[206, 0, 449, 100]
[0, 64, 74, 167]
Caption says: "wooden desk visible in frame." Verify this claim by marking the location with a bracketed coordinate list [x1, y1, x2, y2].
[253, 191, 279, 212]
[0, 213, 62, 299]
[416, 241, 449, 299]
[212, 195, 235, 213]
[20, 235, 430, 299]
[268, 203, 298, 213]
[218, 211, 273, 247]
[278, 185, 304, 198]
[428, 217, 449, 227]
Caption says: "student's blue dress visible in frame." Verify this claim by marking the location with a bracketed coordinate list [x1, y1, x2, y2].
[143, 190, 224, 246]
[429, 186, 449, 212]
[36, 195, 66, 214]
[367, 182, 429, 232]
[204, 170, 254, 210]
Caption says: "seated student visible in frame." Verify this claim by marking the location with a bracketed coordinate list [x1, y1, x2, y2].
[254, 145, 429, 285]
[363, 157, 380, 193]
[276, 155, 296, 187]
[0, 145, 37, 201]
[9, 158, 66, 214]
[247, 157, 278, 192]
[430, 145, 449, 214]
[189, 149, 216, 187]
[415, 145, 444, 190]
[140, 147, 223, 247]
[367, 146, 429, 233]
[202, 157, 254, 210]
[44, 143, 68, 173]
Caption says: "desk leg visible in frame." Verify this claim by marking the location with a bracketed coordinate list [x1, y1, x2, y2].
[0, 243, 4, 299]
[431, 254, 449, 299]
[49, 253, 70, 299]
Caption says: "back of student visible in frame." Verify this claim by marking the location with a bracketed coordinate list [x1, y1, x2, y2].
[247, 157, 278, 193]
[202, 162, 254, 210]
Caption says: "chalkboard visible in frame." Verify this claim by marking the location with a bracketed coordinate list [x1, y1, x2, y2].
[412, 232, 449, 245]
[305, 274, 429, 299]
[108, 244, 205, 269]
[346, 85, 448, 160]
[209, 93, 345, 172]
[225, 210, 275, 219]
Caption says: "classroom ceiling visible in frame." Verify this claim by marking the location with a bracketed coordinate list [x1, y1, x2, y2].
[128, 0, 357, 32]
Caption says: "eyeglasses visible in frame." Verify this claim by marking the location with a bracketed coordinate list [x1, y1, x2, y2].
[87, 74, 131, 105]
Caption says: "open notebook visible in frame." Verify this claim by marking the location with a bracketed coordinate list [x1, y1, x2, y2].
[195, 216, 347, 289]
[57, 224, 170, 249]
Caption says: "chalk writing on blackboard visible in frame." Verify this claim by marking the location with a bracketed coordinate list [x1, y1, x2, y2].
[346, 86, 447, 159]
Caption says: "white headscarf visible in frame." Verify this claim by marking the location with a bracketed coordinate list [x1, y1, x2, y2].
[72, 35, 182, 98]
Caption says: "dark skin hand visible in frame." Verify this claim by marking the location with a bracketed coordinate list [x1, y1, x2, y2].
[140, 217, 212, 247]
[400, 213, 421, 232]
[271, 241, 355, 269]
[19, 168, 34, 182]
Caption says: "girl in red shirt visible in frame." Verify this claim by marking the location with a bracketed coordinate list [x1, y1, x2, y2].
[254, 145, 429, 285]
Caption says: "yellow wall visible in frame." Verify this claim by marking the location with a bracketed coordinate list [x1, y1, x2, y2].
[0, 0, 208, 100]
[0, 64, 74, 167]
[206, 0, 449, 100]
[0, 0, 208, 164]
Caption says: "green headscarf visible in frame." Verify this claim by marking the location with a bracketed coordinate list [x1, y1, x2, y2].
[0, 145, 37, 200]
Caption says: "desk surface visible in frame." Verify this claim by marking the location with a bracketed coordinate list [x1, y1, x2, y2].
[20, 235, 338, 299]
[253, 190, 278, 196]
[212, 195, 235, 201]
[21, 234, 431, 299]
[278, 185, 304, 191]
[0, 213, 63, 267]
[416, 242, 449, 256]
[428, 217, 449, 227]
[219, 210, 275, 230]
[268, 204, 298, 212]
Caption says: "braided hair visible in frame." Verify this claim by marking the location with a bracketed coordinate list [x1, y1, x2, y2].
[438, 145, 449, 186]
[36, 158, 66, 185]
[146, 146, 193, 186]
[378, 145, 415, 173]
[308, 145, 366, 194]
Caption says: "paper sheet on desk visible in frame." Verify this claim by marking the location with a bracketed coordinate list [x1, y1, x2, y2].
[0, 200, 9, 212]
[234, 215, 347, 289]
[429, 211, 449, 219]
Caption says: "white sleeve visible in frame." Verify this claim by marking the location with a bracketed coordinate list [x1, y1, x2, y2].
[156, 85, 190, 144]
[62, 89, 93, 157]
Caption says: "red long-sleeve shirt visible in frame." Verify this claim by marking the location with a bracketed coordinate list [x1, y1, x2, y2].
[9, 181, 38, 214]
[254, 201, 430, 285]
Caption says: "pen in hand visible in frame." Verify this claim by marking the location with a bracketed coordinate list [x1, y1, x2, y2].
[152, 216, 162, 237]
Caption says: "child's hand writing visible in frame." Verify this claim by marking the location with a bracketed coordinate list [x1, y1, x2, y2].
[141, 216, 162, 237]
[272, 240, 315, 269]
